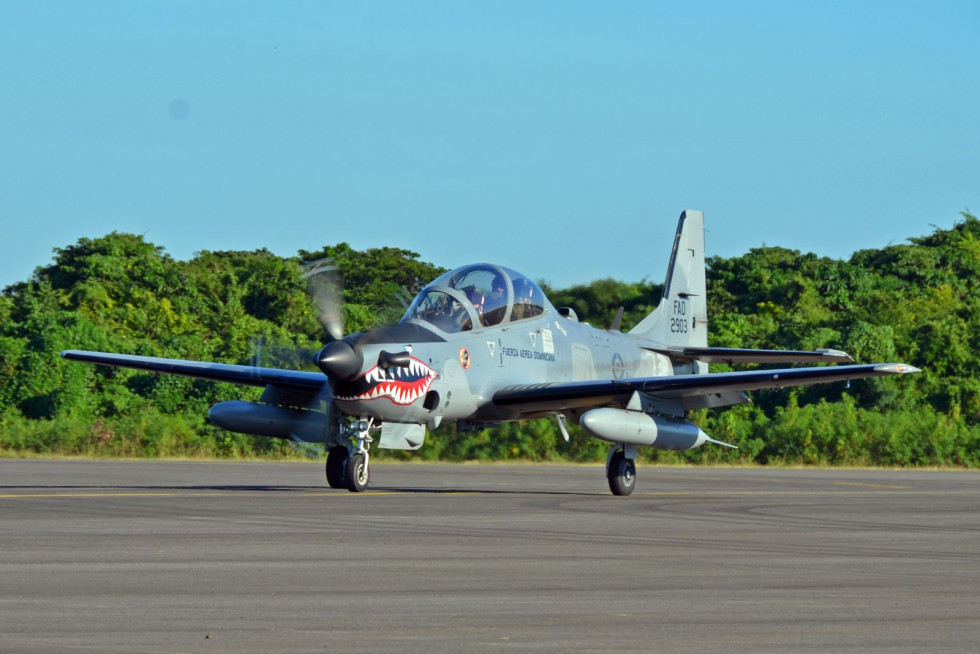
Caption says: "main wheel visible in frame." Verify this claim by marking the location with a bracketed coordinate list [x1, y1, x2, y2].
[607, 450, 636, 496]
[326, 446, 348, 489]
[345, 451, 369, 492]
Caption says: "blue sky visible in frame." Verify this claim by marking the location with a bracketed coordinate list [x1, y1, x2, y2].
[2, 1, 977, 291]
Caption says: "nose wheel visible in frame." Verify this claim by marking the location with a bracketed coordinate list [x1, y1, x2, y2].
[325, 417, 375, 492]
[346, 451, 369, 492]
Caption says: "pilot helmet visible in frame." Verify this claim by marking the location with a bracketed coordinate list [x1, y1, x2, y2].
[464, 285, 484, 310]
[512, 277, 534, 302]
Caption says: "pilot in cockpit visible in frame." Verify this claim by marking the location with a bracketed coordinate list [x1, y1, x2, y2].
[511, 277, 542, 320]
[459, 285, 484, 329]
[480, 274, 507, 326]
[462, 285, 483, 311]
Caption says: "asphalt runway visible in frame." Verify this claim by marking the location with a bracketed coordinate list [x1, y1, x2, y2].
[1, 459, 978, 653]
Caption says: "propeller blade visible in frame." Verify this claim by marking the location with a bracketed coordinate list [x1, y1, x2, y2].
[303, 259, 344, 341]
[288, 433, 326, 460]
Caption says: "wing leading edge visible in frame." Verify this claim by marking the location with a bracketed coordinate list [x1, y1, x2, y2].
[60, 350, 327, 393]
[493, 363, 920, 414]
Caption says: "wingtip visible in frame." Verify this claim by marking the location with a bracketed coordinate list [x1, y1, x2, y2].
[816, 348, 855, 363]
[60, 349, 92, 360]
[875, 363, 921, 374]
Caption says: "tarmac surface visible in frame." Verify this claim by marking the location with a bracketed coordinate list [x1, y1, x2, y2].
[1, 459, 978, 653]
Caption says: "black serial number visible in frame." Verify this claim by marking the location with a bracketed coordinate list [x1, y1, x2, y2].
[670, 317, 689, 333]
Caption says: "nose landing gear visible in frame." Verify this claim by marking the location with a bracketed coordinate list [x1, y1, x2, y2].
[324, 417, 376, 492]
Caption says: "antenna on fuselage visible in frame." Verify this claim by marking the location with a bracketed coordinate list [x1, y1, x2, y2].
[609, 307, 625, 332]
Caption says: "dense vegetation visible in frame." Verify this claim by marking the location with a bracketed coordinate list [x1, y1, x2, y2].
[2, 214, 979, 466]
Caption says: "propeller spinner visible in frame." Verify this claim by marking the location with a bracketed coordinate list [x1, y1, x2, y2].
[316, 339, 363, 382]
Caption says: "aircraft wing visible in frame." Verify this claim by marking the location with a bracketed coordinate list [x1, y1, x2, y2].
[60, 350, 327, 393]
[493, 363, 920, 413]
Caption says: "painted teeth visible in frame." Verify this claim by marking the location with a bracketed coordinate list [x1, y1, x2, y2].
[359, 382, 423, 405]
[337, 356, 438, 406]
[364, 361, 427, 383]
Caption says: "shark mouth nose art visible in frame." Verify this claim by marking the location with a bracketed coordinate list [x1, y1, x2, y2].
[334, 357, 438, 405]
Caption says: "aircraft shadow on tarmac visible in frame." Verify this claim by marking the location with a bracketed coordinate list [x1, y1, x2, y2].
[0, 483, 599, 496]
[0, 484, 319, 492]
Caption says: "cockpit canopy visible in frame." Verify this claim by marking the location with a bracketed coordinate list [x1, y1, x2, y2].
[401, 264, 552, 333]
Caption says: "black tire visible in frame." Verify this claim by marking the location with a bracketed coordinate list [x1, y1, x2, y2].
[326, 446, 348, 489]
[345, 452, 369, 492]
[607, 450, 636, 496]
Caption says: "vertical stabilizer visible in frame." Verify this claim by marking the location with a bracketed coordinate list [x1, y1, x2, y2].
[628, 210, 708, 348]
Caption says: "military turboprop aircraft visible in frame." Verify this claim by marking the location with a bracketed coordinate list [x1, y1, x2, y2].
[62, 210, 919, 495]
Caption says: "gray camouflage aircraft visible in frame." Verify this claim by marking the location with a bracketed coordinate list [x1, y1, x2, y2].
[62, 210, 919, 495]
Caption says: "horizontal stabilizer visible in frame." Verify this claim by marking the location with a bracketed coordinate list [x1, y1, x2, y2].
[644, 346, 854, 365]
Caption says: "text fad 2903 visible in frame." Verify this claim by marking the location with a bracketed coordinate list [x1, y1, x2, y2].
[669, 299, 689, 334]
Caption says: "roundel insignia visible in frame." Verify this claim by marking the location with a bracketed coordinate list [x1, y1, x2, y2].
[612, 352, 627, 379]
[459, 347, 471, 370]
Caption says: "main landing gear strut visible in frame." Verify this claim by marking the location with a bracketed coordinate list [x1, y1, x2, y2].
[325, 417, 374, 492]
[606, 443, 637, 496]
